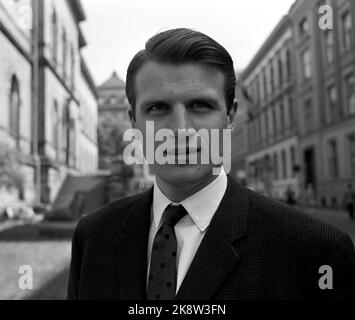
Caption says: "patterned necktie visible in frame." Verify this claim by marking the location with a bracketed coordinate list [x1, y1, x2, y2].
[147, 204, 187, 300]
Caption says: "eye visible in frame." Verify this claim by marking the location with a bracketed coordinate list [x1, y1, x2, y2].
[189, 101, 213, 111]
[147, 104, 169, 113]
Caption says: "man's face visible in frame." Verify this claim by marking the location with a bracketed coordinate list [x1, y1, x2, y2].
[133, 61, 233, 187]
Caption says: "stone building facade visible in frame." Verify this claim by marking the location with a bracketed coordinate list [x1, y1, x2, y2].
[241, 16, 300, 200]
[241, 0, 355, 206]
[0, 0, 98, 207]
[289, 0, 355, 207]
[0, 0, 34, 204]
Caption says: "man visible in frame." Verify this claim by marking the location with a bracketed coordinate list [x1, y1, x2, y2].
[67, 28, 355, 300]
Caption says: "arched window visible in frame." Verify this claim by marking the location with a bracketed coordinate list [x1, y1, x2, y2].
[52, 9, 58, 63]
[9, 75, 21, 147]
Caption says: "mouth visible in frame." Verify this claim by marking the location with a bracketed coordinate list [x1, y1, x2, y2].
[164, 147, 201, 157]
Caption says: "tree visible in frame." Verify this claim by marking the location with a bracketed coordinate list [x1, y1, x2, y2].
[0, 143, 24, 190]
[97, 114, 130, 169]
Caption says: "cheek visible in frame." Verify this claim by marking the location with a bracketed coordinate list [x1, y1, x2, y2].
[197, 114, 229, 131]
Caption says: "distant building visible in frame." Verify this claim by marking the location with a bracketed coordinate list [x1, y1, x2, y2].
[97, 71, 131, 169]
[97, 72, 154, 198]
[0, 0, 98, 207]
[241, 15, 300, 199]
[240, 0, 355, 207]
[289, 0, 355, 207]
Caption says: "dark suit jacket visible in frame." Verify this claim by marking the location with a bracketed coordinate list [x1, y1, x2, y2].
[67, 176, 355, 300]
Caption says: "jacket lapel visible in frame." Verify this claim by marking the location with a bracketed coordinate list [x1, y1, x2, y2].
[175, 176, 249, 300]
[116, 187, 153, 300]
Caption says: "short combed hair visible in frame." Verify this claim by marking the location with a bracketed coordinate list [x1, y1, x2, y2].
[126, 28, 236, 120]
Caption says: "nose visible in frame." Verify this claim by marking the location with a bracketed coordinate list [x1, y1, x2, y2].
[169, 104, 193, 135]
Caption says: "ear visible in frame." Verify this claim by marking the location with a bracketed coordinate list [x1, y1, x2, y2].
[227, 101, 238, 130]
[128, 107, 136, 128]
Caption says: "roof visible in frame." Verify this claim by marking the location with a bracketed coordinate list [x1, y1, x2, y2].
[98, 72, 126, 90]
[241, 15, 291, 80]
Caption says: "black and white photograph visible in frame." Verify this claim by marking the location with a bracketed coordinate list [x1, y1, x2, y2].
[0, 0, 355, 306]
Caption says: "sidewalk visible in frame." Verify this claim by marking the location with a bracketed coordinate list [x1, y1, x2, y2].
[301, 206, 355, 244]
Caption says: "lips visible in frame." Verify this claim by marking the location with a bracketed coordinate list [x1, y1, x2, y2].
[164, 147, 201, 156]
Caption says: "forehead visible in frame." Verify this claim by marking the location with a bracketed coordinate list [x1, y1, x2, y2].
[134, 61, 225, 105]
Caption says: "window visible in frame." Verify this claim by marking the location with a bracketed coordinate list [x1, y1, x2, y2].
[299, 17, 309, 36]
[9, 75, 21, 147]
[62, 104, 69, 164]
[255, 78, 260, 104]
[279, 103, 285, 133]
[70, 45, 75, 89]
[274, 152, 279, 180]
[263, 69, 267, 100]
[109, 96, 119, 104]
[265, 110, 269, 141]
[349, 135, 355, 176]
[328, 139, 339, 178]
[341, 12, 352, 52]
[62, 29, 67, 79]
[272, 106, 277, 137]
[258, 116, 262, 146]
[52, 100, 59, 158]
[51, 9, 58, 63]
[345, 73, 355, 115]
[270, 64, 275, 94]
[304, 99, 314, 132]
[290, 146, 296, 177]
[281, 149, 287, 179]
[285, 49, 291, 80]
[261, 113, 266, 144]
[278, 57, 283, 87]
[249, 121, 254, 148]
[259, 73, 263, 102]
[289, 96, 296, 128]
[301, 49, 312, 79]
[327, 85, 341, 122]
[324, 29, 334, 64]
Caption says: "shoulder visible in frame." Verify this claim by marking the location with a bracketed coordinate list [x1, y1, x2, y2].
[74, 191, 149, 240]
[243, 187, 349, 248]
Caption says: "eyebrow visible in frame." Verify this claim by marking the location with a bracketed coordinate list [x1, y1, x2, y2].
[140, 95, 221, 108]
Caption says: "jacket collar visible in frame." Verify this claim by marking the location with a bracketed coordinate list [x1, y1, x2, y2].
[175, 175, 248, 300]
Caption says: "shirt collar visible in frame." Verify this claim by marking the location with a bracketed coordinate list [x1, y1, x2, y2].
[152, 167, 228, 232]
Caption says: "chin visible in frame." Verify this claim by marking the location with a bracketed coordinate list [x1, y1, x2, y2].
[155, 164, 213, 186]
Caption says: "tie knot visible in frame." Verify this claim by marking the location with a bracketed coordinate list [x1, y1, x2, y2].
[163, 205, 187, 227]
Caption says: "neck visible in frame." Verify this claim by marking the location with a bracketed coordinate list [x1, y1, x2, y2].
[156, 168, 222, 203]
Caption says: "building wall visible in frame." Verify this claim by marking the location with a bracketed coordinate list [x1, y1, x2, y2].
[240, 0, 355, 207]
[289, 0, 355, 207]
[0, 0, 98, 206]
[36, 0, 98, 204]
[78, 65, 98, 173]
[241, 16, 300, 199]
[37, 0, 81, 203]
[0, 1, 35, 204]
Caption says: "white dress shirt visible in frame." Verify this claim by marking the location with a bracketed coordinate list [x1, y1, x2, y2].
[147, 167, 228, 293]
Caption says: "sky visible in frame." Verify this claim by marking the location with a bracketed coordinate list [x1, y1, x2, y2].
[81, 0, 295, 86]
